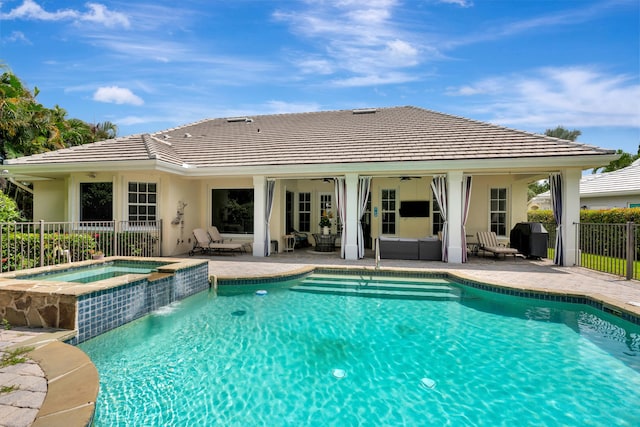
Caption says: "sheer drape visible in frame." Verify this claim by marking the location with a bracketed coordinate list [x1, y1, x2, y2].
[461, 176, 472, 263]
[550, 173, 563, 265]
[357, 176, 372, 259]
[430, 176, 448, 262]
[334, 177, 347, 258]
[264, 179, 275, 256]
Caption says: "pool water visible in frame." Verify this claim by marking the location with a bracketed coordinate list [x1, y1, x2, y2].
[19, 261, 167, 284]
[79, 274, 640, 426]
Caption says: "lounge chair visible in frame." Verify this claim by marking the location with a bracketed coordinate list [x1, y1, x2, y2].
[476, 231, 519, 258]
[189, 228, 245, 255]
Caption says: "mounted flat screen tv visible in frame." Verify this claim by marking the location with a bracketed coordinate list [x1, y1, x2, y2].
[399, 200, 430, 218]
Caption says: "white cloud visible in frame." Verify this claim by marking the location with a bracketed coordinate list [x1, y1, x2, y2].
[332, 72, 418, 87]
[438, 0, 473, 7]
[262, 101, 322, 114]
[0, 0, 130, 28]
[274, 0, 424, 84]
[3, 31, 31, 44]
[82, 3, 130, 28]
[449, 67, 640, 128]
[93, 86, 144, 106]
[1, 0, 78, 20]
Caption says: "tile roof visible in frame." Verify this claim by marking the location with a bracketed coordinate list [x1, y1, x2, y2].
[6, 106, 614, 169]
[579, 159, 640, 196]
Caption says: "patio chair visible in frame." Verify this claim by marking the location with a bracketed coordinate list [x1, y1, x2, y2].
[208, 226, 250, 253]
[189, 228, 245, 255]
[476, 231, 519, 258]
[287, 228, 310, 248]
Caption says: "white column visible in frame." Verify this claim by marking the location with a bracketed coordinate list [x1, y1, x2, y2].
[252, 175, 267, 257]
[447, 171, 463, 263]
[344, 173, 359, 260]
[561, 168, 581, 266]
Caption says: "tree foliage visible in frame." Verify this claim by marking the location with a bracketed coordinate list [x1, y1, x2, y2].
[0, 66, 117, 162]
[1, 66, 119, 219]
[592, 146, 640, 174]
[0, 191, 22, 222]
[544, 126, 581, 141]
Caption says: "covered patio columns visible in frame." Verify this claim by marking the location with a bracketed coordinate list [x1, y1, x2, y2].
[446, 171, 464, 263]
[560, 168, 581, 266]
[252, 175, 267, 257]
[343, 173, 359, 260]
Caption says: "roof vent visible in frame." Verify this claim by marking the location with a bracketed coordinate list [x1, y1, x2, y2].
[184, 133, 192, 138]
[163, 135, 171, 139]
[226, 117, 252, 123]
[352, 108, 377, 115]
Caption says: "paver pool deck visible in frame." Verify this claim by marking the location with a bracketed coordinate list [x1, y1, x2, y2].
[1, 252, 639, 427]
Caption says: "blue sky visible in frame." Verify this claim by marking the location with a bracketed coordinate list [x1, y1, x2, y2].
[1, 0, 638, 154]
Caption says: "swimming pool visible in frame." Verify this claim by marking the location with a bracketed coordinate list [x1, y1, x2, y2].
[17, 260, 168, 283]
[79, 272, 640, 426]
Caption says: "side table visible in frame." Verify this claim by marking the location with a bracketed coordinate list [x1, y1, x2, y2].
[283, 235, 295, 252]
[312, 233, 336, 252]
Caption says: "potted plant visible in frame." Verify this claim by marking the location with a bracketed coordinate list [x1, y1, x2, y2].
[319, 216, 331, 235]
[90, 250, 104, 260]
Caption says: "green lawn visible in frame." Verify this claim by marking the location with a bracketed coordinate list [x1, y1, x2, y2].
[547, 248, 640, 279]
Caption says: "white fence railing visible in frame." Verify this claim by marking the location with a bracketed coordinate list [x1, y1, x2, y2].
[1, 220, 162, 272]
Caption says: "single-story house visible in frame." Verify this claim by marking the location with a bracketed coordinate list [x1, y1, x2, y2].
[2, 106, 617, 264]
[529, 159, 640, 211]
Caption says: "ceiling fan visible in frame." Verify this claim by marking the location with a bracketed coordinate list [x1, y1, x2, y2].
[400, 176, 422, 181]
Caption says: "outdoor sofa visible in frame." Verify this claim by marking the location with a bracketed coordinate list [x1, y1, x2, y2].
[379, 236, 442, 261]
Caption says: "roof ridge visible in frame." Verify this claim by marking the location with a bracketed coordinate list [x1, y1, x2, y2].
[142, 134, 159, 159]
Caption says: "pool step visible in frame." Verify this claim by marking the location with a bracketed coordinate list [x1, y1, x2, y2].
[291, 275, 461, 300]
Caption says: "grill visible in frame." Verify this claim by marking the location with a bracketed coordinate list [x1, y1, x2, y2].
[510, 222, 549, 259]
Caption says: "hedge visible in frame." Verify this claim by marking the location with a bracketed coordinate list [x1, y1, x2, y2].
[528, 208, 640, 224]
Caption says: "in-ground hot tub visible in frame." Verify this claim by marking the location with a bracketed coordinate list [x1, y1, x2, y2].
[17, 260, 170, 284]
[0, 257, 210, 343]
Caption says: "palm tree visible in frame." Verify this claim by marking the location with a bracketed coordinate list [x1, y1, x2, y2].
[91, 121, 117, 141]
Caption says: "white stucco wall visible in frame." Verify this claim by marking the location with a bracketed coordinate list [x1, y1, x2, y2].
[580, 195, 640, 209]
[33, 179, 67, 221]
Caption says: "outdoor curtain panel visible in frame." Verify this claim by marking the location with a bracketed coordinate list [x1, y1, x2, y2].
[461, 176, 473, 263]
[430, 176, 448, 262]
[550, 173, 563, 265]
[334, 177, 347, 258]
[357, 177, 372, 259]
[264, 179, 275, 256]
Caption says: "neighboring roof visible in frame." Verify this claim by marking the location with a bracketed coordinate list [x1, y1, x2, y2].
[532, 159, 640, 201]
[580, 158, 640, 197]
[5, 106, 615, 171]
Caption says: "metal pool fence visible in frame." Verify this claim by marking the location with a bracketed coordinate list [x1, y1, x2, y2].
[574, 222, 639, 281]
[1, 220, 162, 272]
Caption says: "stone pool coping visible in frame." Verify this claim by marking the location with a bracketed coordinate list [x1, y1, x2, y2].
[0, 256, 206, 297]
[2, 329, 95, 427]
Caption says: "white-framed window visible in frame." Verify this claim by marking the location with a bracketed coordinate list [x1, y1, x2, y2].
[381, 189, 396, 235]
[490, 187, 508, 236]
[298, 192, 311, 232]
[128, 182, 157, 222]
[80, 182, 113, 221]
